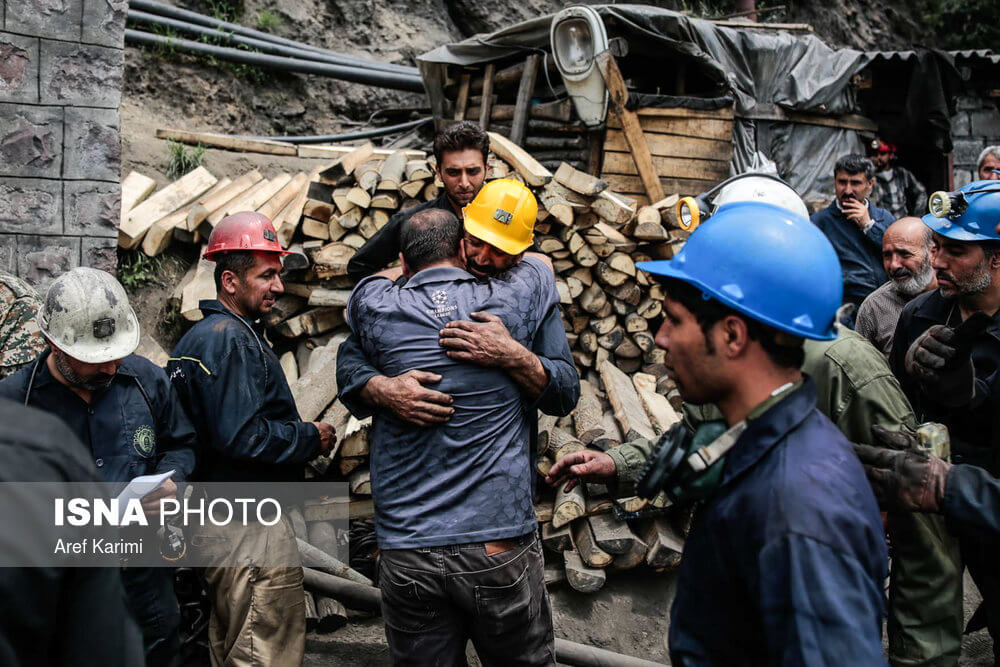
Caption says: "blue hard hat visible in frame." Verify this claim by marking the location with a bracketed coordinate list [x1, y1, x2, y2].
[637, 201, 843, 340]
[923, 180, 1000, 242]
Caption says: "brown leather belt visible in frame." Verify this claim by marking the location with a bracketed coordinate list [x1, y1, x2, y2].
[484, 539, 519, 556]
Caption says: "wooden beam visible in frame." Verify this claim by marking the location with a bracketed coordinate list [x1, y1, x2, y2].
[737, 104, 878, 133]
[120, 171, 157, 223]
[554, 162, 607, 197]
[510, 54, 541, 147]
[600, 359, 656, 441]
[156, 127, 297, 155]
[141, 177, 232, 256]
[479, 63, 496, 131]
[604, 129, 733, 161]
[120, 166, 218, 245]
[595, 50, 665, 203]
[453, 73, 471, 121]
[488, 131, 553, 187]
[298, 144, 425, 161]
[606, 114, 733, 141]
[602, 151, 729, 181]
[188, 170, 263, 231]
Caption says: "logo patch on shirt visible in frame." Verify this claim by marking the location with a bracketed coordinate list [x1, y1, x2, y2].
[426, 289, 458, 318]
[133, 425, 156, 457]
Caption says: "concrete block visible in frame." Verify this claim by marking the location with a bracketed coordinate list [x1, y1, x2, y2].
[0, 33, 39, 104]
[63, 106, 120, 181]
[16, 234, 80, 290]
[951, 112, 970, 138]
[81, 236, 116, 273]
[82, 0, 127, 48]
[0, 234, 16, 274]
[953, 138, 985, 166]
[0, 177, 62, 235]
[64, 180, 119, 237]
[954, 169, 973, 189]
[0, 103, 62, 178]
[970, 110, 1000, 141]
[39, 40, 121, 108]
[6, 0, 83, 41]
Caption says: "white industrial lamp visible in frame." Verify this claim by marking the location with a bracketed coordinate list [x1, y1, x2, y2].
[550, 6, 609, 127]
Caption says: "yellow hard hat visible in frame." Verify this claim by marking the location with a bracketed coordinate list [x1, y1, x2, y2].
[462, 179, 537, 256]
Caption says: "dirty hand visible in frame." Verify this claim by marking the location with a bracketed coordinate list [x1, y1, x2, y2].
[142, 478, 178, 517]
[546, 450, 617, 492]
[312, 421, 337, 453]
[439, 312, 524, 368]
[842, 197, 872, 230]
[904, 323, 977, 406]
[364, 370, 454, 427]
[853, 439, 950, 514]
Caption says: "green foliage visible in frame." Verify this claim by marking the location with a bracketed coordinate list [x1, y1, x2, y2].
[205, 0, 244, 22]
[256, 10, 282, 32]
[166, 141, 206, 179]
[925, 0, 1000, 49]
[117, 251, 163, 292]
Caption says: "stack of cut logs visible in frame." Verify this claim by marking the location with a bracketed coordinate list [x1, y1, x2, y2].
[122, 130, 694, 597]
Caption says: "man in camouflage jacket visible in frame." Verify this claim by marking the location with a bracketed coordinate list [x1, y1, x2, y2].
[0, 271, 46, 378]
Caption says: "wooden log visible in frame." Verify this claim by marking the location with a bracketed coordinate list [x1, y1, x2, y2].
[564, 550, 605, 593]
[487, 131, 552, 187]
[589, 513, 645, 555]
[404, 160, 432, 182]
[542, 522, 574, 552]
[355, 160, 381, 193]
[370, 192, 399, 209]
[313, 243, 356, 278]
[572, 380, 605, 444]
[340, 416, 371, 458]
[190, 170, 263, 231]
[289, 338, 343, 420]
[595, 262, 630, 288]
[637, 297, 662, 320]
[302, 216, 331, 240]
[297, 537, 373, 587]
[311, 142, 376, 179]
[307, 288, 353, 308]
[554, 162, 607, 196]
[597, 327, 625, 351]
[572, 519, 613, 568]
[591, 190, 637, 226]
[376, 150, 408, 191]
[180, 252, 215, 322]
[453, 72, 471, 121]
[120, 171, 157, 222]
[279, 350, 299, 384]
[341, 233, 365, 249]
[141, 178, 233, 256]
[550, 427, 585, 462]
[315, 596, 348, 633]
[332, 187, 355, 214]
[590, 314, 617, 336]
[607, 252, 636, 277]
[578, 283, 608, 315]
[304, 591, 319, 631]
[510, 54, 541, 146]
[479, 62, 496, 130]
[600, 360, 656, 440]
[609, 534, 648, 571]
[642, 518, 684, 570]
[552, 483, 586, 529]
[346, 186, 371, 209]
[636, 384, 681, 435]
[156, 127, 296, 155]
[303, 198, 335, 223]
[210, 173, 292, 228]
[625, 313, 648, 333]
[263, 294, 306, 328]
[399, 180, 425, 199]
[593, 410, 623, 451]
[277, 307, 345, 339]
[349, 466, 371, 496]
[121, 166, 218, 246]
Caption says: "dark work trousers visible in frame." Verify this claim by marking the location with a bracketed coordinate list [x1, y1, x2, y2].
[121, 566, 181, 667]
[378, 531, 555, 666]
[961, 531, 1000, 662]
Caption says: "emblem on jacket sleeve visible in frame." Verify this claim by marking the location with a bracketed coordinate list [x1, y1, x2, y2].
[133, 425, 156, 457]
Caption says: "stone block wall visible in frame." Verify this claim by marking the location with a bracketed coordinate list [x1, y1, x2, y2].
[0, 0, 126, 290]
[951, 95, 1000, 189]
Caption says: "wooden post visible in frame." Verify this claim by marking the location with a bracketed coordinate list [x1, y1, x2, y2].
[595, 50, 665, 202]
[453, 73, 472, 121]
[510, 54, 541, 146]
[479, 63, 496, 131]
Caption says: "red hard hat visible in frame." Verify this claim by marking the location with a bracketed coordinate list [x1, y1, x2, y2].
[870, 139, 896, 155]
[204, 211, 292, 261]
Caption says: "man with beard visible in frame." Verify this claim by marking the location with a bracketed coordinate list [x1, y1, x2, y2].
[812, 154, 896, 325]
[857, 217, 938, 356]
[976, 146, 1000, 181]
[869, 139, 927, 219]
[0, 267, 197, 667]
[167, 212, 336, 667]
[890, 182, 1000, 662]
[347, 121, 490, 280]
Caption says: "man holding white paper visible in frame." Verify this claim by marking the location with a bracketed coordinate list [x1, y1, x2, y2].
[0, 268, 197, 667]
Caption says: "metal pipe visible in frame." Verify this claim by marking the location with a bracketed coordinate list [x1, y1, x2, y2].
[128, 0, 417, 75]
[302, 568, 668, 667]
[235, 117, 431, 144]
[127, 9, 415, 76]
[124, 29, 425, 93]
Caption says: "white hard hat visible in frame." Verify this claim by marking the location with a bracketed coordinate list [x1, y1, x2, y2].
[38, 267, 140, 364]
[712, 175, 809, 218]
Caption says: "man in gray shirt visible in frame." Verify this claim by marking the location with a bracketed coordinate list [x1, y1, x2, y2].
[345, 208, 573, 665]
[856, 217, 937, 355]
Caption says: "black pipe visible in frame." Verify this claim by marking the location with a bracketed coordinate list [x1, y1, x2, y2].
[124, 29, 425, 93]
[127, 9, 414, 76]
[234, 117, 431, 144]
[129, 0, 417, 75]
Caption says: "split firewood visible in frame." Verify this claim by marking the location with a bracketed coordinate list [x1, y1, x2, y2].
[486, 131, 553, 187]
[189, 170, 262, 231]
[302, 217, 331, 240]
[405, 160, 432, 181]
[400, 180, 425, 198]
[315, 597, 348, 633]
[341, 234, 365, 249]
[572, 380, 604, 444]
[346, 186, 371, 209]
[589, 513, 645, 555]
[600, 360, 656, 441]
[333, 187, 354, 213]
[609, 534, 649, 571]
[535, 499, 553, 523]
[593, 410, 623, 451]
[290, 337, 343, 420]
[564, 550, 605, 593]
[120, 171, 157, 222]
[313, 243, 356, 278]
[376, 150, 407, 191]
[305, 591, 319, 631]
[277, 308, 345, 339]
[348, 467, 371, 496]
[571, 519, 613, 568]
[279, 351, 298, 384]
[340, 416, 371, 458]
[542, 522, 573, 552]
[552, 483, 586, 529]
[550, 427, 585, 461]
[642, 517, 684, 570]
[554, 162, 607, 197]
[355, 160, 382, 193]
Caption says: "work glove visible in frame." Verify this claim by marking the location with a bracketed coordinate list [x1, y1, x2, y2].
[853, 425, 951, 513]
[903, 311, 991, 407]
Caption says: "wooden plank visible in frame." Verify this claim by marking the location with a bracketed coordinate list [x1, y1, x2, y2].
[297, 144, 424, 161]
[156, 127, 297, 155]
[479, 63, 496, 130]
[510, 54, 541, 147]
[121, 166, 218, 244]
[466, 99, 573, 123]
[630, 106, 734, 121]
[602, 151, 729, 181]
[274, 174, 312, 247]
[487, 131, 553, 187]
[141, 178, 232, 256]
[189, 170, 263, 231]
[564, 550, 605, 593]
[120, 171, 157, 222]
[601, 174, 716, 198]
[453, 73, 471, 121]
[206, 174, 291, 227]
[259, 172, 309, 220]
[595, 50, 664, 203]
[607, 114, 733, 141]
[739, 105, 878, 132]
[600, 359, 655, 441]
[604, 129, 732, 161]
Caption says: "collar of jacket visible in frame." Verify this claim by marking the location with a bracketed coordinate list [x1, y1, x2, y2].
[31, 349, 139, 391]
[402, 265, 477, 289]
[911, 289, 1000, 340]
[198, 299, 265, 332]
[719, 376, 817, 489]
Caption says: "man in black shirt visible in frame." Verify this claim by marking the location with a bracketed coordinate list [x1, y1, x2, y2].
[347, 121, 489, 280]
